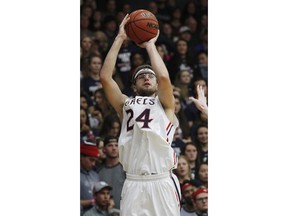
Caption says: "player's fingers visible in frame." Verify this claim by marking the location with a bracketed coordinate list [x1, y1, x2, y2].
[120, 14, 130, 27]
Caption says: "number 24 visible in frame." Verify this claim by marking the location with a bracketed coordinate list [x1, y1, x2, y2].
[126, 108, 153, 131]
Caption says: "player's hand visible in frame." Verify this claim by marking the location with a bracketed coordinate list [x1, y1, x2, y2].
[136, 30, 159, 48]
[117, 14, 130, 40]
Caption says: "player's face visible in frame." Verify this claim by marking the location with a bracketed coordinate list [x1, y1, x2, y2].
[134, 72, 157, 96]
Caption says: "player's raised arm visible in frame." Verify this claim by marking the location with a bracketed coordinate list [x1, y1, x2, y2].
[99, 14, 130, 118]
[137, 31, 175, 120]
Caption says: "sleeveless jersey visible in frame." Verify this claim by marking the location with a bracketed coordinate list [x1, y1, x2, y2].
[118, 96, 179, 175]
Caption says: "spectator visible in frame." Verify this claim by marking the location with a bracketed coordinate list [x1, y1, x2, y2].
[195, 162, 208, 188]
[81, 54, 103, 96]
[92, 30, 109, 58]
[174, 94, 192, 141]
[99, 114, 121, 138]
[168, 39, 195, 83]
[192, 188, 208, 215]
[81, 35, 94, 75]
[174, 155, 192, 184]
[183, 142, 200, 180]
[195, 124, 208, 163]
[178, 24, 200, 53]
[174, 69, 194, 105]
[158, 22, 177, 53]
[194, 50, 208, 81]
[102, 0, 117, 20]
[129, 51, 146, 81]
[181, 0, 200, 23]
[193, 29, 208, 57]
[93, 88, 116, 118]
[81, 16, 93, 37]
[83, 181, 120, 216]
[81, 93, 94, 114]
[80, 143, 100, 215]
[97, 136, 126, 209]
[94, 137, 106, 168]
[103, 15, 118, 47]
[89, 10, 103, 32]
[156, 42, 171, 67]
[180, 180, 198, 216]
[170, 7, 183, 34]
[81, 108, 92, 140]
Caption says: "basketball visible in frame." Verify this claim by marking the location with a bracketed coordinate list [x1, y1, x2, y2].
[125, 9, 159, 44]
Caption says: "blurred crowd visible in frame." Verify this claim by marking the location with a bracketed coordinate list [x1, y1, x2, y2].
[80, 0, 208, 215]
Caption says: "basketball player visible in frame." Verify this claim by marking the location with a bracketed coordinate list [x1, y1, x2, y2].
[100, 14, 181, 216]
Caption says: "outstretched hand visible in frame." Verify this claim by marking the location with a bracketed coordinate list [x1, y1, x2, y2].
[189, 85, 208, 117]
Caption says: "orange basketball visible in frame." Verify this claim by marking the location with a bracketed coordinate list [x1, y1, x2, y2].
[125, 9, 159, 44]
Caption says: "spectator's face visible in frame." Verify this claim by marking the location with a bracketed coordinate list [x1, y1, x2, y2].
[103, 141, 119, 158]
[174, 98, 181, 114]
[185, 144, 198, 161]
[198, 164, 208, 182]
[179, 70, 191, 84]
[183, 185, 197, 205]
[94, 92, 104, 106]
[97, 140, 106, 160]
[108, 122, 120, 137]
[94, 189, 110, 207]
[81, 155, 97, 171]
[81, 97, 88, 110]
[132, 54, 144, 67]
[90, 56, 102, 73]
[194, 192, 208, 212]
[156, 45, 165, 59]
[162, 23, 172, 36]
[198, 53, 208, 65]
[81, 36, 92, 51]
[197, 126, 208, 144]
[176, 40, 188, 55]
[176, 157, 190, 177]
[80, 109, 87, 124]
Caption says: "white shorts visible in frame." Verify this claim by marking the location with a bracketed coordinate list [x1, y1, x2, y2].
[120, 172, 181, 216]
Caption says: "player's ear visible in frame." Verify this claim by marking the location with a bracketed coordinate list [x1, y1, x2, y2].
[132, 84, 137, 93]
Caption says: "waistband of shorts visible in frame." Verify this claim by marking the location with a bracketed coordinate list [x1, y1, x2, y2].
[126, 172, 171, 181]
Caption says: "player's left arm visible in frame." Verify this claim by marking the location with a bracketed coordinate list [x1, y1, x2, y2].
[138, 31, 175, 121]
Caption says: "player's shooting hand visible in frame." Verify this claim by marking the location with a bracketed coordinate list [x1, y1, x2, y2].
[117, 14, 130, 40]
[136, 30, 160, 48]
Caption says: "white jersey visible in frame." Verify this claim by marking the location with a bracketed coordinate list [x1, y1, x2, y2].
[119, 95, 179, 175]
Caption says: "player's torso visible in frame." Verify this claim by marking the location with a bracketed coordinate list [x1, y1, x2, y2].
[119, 96, 178, 174]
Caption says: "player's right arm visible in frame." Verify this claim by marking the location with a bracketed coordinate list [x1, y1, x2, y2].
[100, 14, 130, 118]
